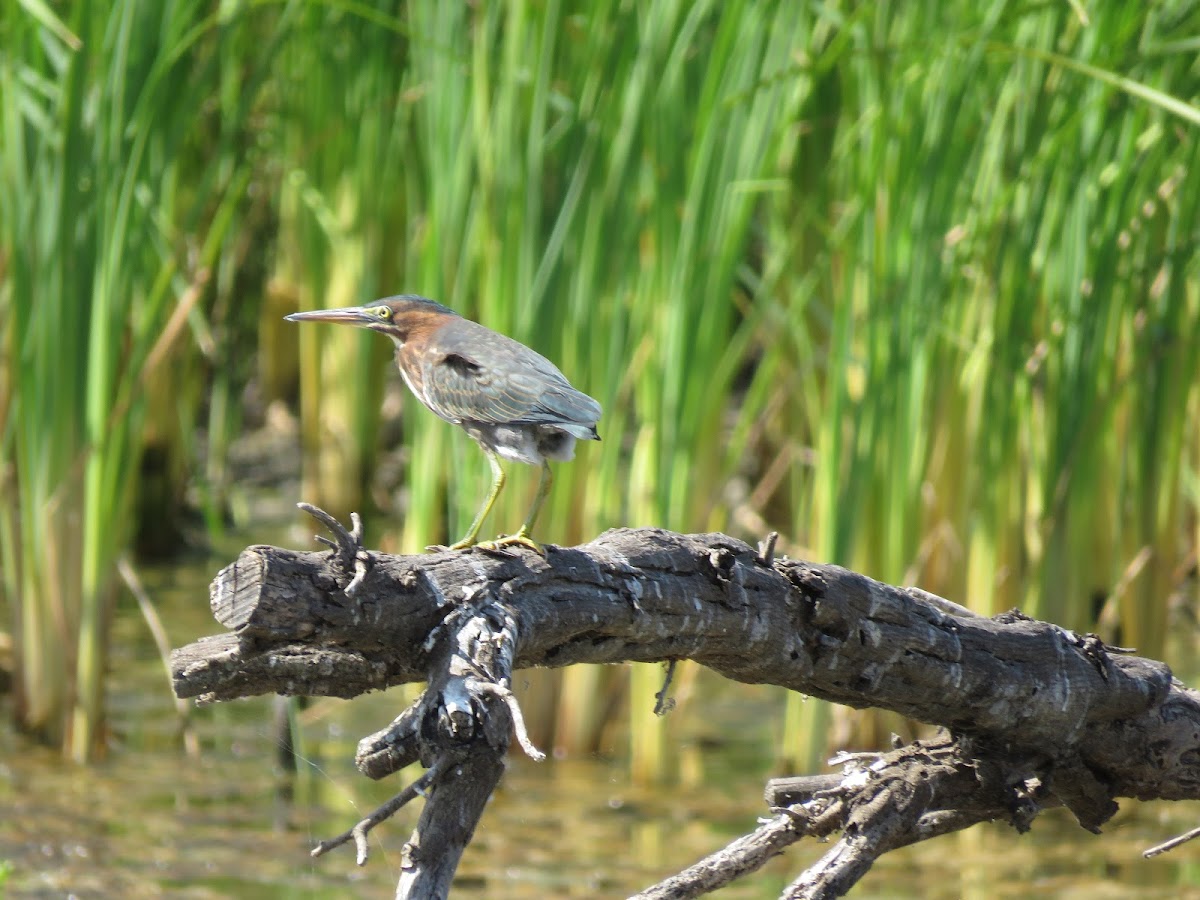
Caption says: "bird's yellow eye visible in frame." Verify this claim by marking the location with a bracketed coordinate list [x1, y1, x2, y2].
[375, 305, 392, 320]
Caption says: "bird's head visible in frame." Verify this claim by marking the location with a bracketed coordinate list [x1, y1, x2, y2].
[285, 295, 459, 347]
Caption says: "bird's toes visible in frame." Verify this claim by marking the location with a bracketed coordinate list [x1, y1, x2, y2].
[477, 533, 545, 556]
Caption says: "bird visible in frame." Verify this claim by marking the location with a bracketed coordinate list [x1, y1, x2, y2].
[286, 295, 601, 553]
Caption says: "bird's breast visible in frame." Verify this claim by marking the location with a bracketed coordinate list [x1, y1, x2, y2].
[394, 349, 436, 414]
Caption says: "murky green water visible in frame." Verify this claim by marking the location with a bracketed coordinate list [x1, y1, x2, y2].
[3, 548, 1200, 898]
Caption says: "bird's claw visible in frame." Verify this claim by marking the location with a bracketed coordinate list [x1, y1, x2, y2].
[476, 531, 545, 556]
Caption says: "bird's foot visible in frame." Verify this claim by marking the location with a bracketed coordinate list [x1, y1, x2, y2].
[476, 530, 544, 555]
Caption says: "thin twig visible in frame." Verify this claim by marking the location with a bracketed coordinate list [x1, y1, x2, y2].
[828, 749, 885, 767]
[1144, 824, 1200, 858]
[344, 553, 370, 596]
[297, 502, 371, 596]
[311, 758, 447, 865]
[654, 658, 677, 716]
[632, 806, 824, 899]
[298, 502, 357, 557]
[470, 679, 545, 761]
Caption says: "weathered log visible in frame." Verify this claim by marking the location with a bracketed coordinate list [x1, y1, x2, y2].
[170, 511, 1200, 899]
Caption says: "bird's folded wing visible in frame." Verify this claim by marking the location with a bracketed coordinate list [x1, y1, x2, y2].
[421, 329, 599, 429]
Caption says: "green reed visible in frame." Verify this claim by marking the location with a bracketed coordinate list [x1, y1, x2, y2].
[748, 1, 1200, 764]
[349, 0, 808, 779]
[4, 0, 1197, 779]
[0, 0, 277, 758]
[270, 3, 410, 525]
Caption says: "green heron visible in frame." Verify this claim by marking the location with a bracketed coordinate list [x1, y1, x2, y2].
[286, 295, 601, 552]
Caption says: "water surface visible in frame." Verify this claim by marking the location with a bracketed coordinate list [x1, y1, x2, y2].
[2, 548, 1198, 898]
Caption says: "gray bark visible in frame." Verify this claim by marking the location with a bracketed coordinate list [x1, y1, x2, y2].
[171, 519, 1198, 899]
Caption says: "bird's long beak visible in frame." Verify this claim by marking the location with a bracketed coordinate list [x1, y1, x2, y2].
[284, 306, 375, 326]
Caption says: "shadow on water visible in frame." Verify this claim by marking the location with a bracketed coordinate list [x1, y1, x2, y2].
[2, 547, 1200, 899]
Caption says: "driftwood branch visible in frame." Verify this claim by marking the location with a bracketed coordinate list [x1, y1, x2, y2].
[170, 509, 1200, 899]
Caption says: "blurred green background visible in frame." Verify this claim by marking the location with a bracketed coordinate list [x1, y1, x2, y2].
[1, 1, 1199, 892]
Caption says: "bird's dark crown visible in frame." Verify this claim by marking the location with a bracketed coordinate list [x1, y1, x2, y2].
[356, 295, 462, 337]
[376, 295, 459, 318]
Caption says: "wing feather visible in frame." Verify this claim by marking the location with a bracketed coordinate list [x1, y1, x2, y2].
[418, 320, 600, 433]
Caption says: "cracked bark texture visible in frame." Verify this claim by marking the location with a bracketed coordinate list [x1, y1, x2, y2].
[171, 525, 1199, 898]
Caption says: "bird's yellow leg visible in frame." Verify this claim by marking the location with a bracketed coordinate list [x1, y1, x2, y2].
[480, 461, 552, 554]
[448, 447, 506, 550]
[521, 461, 554, 537]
